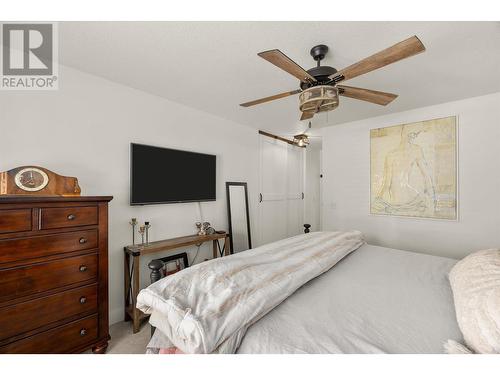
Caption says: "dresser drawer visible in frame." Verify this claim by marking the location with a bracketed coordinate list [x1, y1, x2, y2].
[0, 314, 98, 354]
[0, 229, 98, 264]
[40, 206, 98, 230]
[0, 253, 98, 302]
[0, 284, 97, 341]
[0, 209, 32, 234]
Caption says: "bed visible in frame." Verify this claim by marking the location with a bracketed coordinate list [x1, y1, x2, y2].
[140, 232, 463, 354]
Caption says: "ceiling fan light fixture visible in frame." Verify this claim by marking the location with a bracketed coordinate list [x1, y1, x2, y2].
[299, 85, 339, 114]
[293, 134, 310, 147]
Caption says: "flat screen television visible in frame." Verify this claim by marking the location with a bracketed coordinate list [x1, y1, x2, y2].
[130, 143, 216, 205]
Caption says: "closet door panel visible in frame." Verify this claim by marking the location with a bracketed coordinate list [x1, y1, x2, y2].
[286, 145, 305, 237]
[260, 200, 288, 244]
[259, 136, 305, 245]
[259, 137, 288, 244]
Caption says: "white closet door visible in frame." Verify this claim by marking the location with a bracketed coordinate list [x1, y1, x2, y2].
[259, 136, 288, 244]
[286, 145, 305, 237]
[259, 135, 304, 245]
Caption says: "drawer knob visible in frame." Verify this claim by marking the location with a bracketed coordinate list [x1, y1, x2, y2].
[79, 237, 87, 244]
[80, 296, 87, 304]
[67, 214, 76, 220]
[80, 328, 87, 336]
[79, 265, 87, 272]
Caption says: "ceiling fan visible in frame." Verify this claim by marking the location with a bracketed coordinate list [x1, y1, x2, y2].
[292, 122, 314, 147]
[278, 121, 320, 148]
[240, 36, 426, 121]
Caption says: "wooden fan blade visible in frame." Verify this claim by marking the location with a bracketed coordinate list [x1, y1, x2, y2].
[300, 111, 314, 121]
[240, 89, 301, 107]
[258, 49, 317, 83]
[338, 85, 398, 106]
[330, 36, 425, 82]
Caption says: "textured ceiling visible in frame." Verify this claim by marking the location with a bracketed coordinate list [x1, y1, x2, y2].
[59, 22, 500, 135]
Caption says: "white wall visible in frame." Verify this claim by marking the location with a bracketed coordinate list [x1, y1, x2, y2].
[321, 92, 500, 259]
[0, 65, 260, 324]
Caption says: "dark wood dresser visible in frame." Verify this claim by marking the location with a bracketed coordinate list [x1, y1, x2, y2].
[0, 196, 112, 354]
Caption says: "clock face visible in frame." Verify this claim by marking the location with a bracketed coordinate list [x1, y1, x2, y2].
[14, 168, 49, 192]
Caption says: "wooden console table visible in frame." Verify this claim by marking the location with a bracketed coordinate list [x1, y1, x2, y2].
[123, 233, 230, 333]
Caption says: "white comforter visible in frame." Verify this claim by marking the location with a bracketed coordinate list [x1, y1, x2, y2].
[137, 231, 365, 354]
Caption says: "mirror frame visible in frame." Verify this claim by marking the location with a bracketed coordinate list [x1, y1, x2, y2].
[226, 181, 252, 254]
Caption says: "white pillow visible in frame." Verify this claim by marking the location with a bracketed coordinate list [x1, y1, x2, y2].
[448, 249, 500, 354]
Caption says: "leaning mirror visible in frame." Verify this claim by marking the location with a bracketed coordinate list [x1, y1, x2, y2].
[226, 182, 251, 253]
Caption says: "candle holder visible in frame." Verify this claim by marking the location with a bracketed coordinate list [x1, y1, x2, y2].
[129, 218, 138, 245]
[144, 221, 151, 245]
[138, 225, 146, 246]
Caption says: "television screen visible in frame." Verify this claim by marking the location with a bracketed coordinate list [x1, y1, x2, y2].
[130, 143, 216, 205]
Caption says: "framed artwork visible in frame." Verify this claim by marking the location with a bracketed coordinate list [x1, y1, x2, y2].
[155, 252, 189, 277]
[370, 116, 457, 220]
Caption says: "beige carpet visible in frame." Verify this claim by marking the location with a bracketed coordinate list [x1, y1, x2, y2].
[85, 321, 151, 354]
